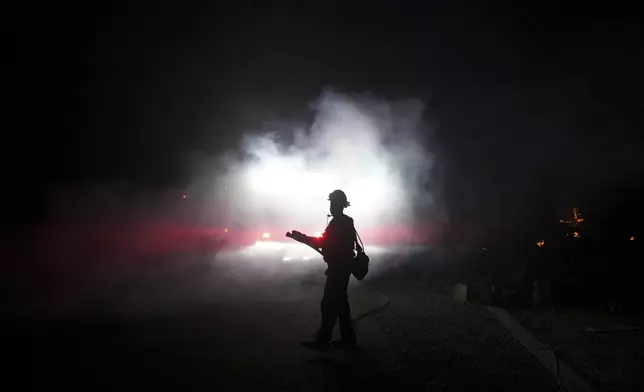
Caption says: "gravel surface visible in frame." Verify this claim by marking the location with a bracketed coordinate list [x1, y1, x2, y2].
[7, 272, 558, 391]
[360, 280, 559, 391]
[512, 307, 644, 392]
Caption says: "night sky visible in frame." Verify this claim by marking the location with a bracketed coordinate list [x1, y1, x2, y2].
[6, 1, 643, 230]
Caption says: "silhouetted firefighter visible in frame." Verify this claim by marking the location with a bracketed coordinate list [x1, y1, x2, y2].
[287, 189, 363, 352]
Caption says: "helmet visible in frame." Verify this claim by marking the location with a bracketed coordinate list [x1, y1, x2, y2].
[328, 189, 350, 208]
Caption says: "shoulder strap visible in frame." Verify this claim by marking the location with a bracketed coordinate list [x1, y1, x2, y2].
[354, 229, 365, 253]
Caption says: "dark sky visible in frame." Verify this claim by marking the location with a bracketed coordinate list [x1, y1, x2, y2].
[7, 1, 644, 227]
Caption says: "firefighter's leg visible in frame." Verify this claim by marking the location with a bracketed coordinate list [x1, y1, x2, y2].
[337, 272, 356, 345]
[316, 275, 340, 343]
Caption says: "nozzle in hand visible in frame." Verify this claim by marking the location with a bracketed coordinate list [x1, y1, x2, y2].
[286, 230, 305, 242]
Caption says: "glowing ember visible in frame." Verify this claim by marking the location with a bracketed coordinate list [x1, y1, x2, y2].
[560, 207, 584, 227]
[536, 240, 545, 248]
[630, 236, 635, 241]
[573, 207, 584, 224]
[573, 232, 580, 238]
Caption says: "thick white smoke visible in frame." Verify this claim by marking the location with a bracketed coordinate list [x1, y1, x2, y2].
[15, 92, 443, 313]
[192, 92, 441, 240]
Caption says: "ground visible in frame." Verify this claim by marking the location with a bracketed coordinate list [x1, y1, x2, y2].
[511, 306, 644, 392]
[4, 245, 560, 391]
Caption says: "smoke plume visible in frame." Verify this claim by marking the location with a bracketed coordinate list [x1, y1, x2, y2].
[189, 91, 443, 240]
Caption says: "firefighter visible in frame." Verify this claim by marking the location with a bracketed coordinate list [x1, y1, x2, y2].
[299, 189, 359, 352]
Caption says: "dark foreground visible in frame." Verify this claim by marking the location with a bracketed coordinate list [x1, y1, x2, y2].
[5, 251, 559, 392]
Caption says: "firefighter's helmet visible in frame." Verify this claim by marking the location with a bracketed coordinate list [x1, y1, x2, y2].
[328, 189, 350, 208]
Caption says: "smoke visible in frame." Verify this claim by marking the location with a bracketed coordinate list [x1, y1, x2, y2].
[190, 91, 443, 241]
[10, 92, 443, 313]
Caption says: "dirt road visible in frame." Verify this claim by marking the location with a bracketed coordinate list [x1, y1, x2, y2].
[7, 265, 559, 391]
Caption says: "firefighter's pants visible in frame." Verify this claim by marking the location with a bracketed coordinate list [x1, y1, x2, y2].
[317, 268, 356, 343]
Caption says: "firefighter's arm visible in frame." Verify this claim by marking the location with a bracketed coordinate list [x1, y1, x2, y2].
[286, 230, 325, 253]
[305, 233, 325, 249]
